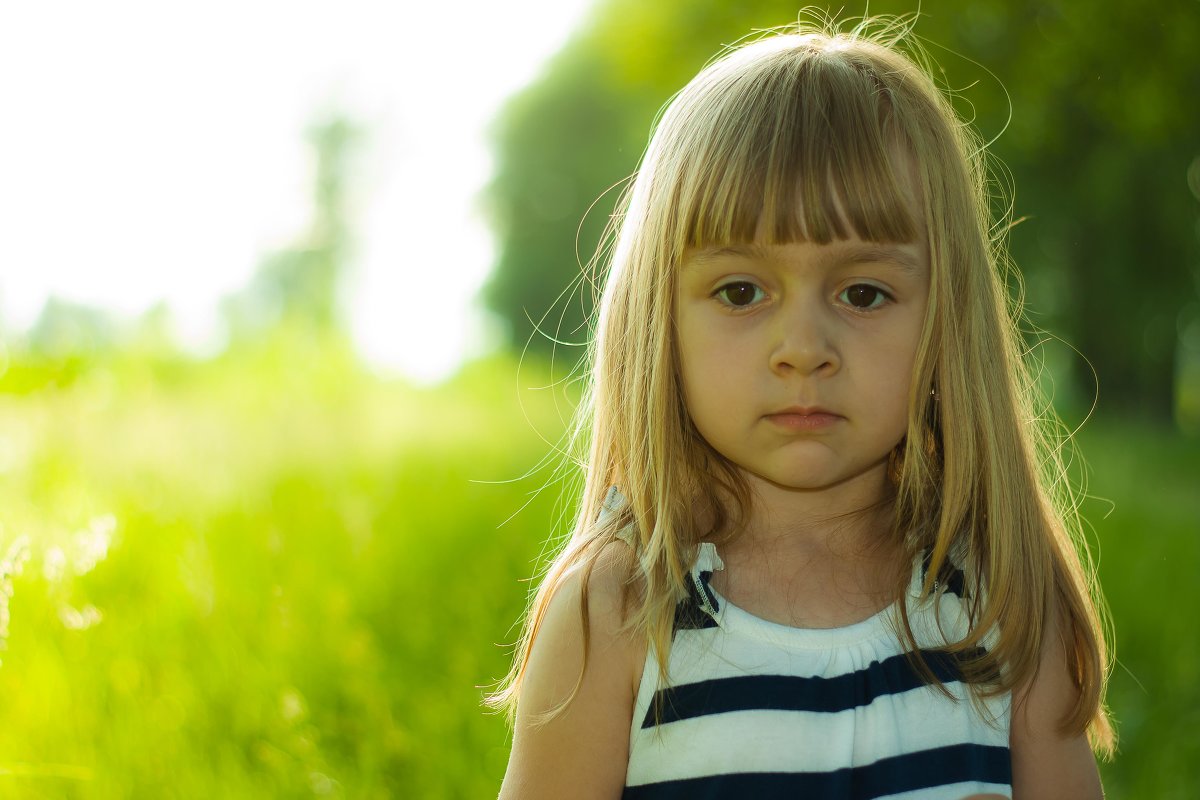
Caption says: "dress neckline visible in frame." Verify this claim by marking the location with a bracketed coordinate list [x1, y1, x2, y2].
[691, 541, 926, 650]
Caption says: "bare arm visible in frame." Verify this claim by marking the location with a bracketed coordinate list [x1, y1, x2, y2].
[1009, 614, 1104, 800]
[498, 544, 646, 800]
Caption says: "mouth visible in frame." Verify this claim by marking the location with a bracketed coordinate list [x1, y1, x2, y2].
[764, 406, 844, 431]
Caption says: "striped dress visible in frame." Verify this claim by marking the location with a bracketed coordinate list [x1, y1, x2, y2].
[622, 541, 1012, 799]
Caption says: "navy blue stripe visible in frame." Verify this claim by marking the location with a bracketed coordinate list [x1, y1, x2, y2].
[622, 743, 1011, 800]
[945, 568, 966, 597]
[643, 647, 986, 728]
[672, 569, 720, 634]
[672, 599, 718, 632]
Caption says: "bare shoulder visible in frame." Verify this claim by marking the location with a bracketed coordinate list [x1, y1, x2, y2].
[1009, 608, 1103, 800]
[498, 539, 647, 800]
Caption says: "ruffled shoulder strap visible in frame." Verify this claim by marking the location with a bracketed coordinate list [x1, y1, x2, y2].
[596, 488, 723, 635]
[917, 545, 969, 599]
[598, 485, 637, 548]
[673, 541, 724, 634]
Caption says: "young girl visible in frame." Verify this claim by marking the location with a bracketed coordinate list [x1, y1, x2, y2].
[493, 16, 1113, 800]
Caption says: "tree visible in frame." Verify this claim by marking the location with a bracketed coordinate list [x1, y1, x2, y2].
[27, 296, 117, 359]
[224, 114, 363, 340]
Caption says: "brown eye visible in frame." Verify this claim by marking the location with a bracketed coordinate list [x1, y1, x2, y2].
[840, 284, 889, 309]
[716, 282, 764, 307]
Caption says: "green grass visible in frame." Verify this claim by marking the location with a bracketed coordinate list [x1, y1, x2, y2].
[1079, 422, 1200, 798]
[0, 335, 574, 798]
[0, 334, 1194, 796]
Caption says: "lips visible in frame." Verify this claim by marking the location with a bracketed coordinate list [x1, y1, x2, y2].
[764, 406, 844, 431]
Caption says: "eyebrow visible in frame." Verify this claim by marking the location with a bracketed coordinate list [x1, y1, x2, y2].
[685, 242, 925, 276]
[691, 244, 763, 262]
[686, 243, 770, 266]
[828, 244, 925, 276]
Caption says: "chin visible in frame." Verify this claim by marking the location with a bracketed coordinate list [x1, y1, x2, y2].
[749, 469, 840, 492]
[749, 463, 891, 494]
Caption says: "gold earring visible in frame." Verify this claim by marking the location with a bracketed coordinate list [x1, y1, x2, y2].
[889, 387, 941, 486]
[924, 386, 942, 467]
[887, 439, 906, 486]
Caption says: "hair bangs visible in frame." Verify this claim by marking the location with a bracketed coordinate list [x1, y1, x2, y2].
[674, 43, 921, 251]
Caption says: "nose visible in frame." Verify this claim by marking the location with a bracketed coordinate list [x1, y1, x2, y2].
[768, 301, 840, 376]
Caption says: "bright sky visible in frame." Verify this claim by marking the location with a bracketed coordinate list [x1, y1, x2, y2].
[0, 0, 594, 382]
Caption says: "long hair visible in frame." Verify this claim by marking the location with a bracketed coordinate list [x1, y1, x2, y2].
[489, 14, 1113, 753]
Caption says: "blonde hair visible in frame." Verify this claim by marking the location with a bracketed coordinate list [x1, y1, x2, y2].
[490, 14, 1113, 753]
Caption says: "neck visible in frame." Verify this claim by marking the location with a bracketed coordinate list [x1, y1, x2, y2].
[706, 463, 908, 628]
[731, 463, 897, 558]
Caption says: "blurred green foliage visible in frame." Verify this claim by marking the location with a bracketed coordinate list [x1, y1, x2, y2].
[223, 116, 362, 340]
[0, 332, 578, 797]
[484, 0, 1200, 420]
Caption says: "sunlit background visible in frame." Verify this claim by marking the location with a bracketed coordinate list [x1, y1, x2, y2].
[0, 0, 1197, 797]
[0, 0, 592, 382]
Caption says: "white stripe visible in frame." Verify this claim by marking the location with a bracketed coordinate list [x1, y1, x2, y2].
[885, 783, 1012, 800]
[627, 681, 1008, 785]
[659, 624, 951, 686]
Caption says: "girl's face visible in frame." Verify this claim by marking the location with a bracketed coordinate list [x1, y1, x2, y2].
[674, 222, 929, 501]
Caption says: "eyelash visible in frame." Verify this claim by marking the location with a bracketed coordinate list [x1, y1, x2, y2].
[710, 281, 894, 311]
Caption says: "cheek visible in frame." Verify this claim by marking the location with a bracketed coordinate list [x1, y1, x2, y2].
[677, 333, 714, 414]
[675, 307, 712, 387]
[873, 321, 925, 426]
[679, 320, 752, 389]
[676, 325, 746, 432]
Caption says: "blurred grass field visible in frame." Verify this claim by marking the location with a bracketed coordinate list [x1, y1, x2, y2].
[0, 333, 1195, 797]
